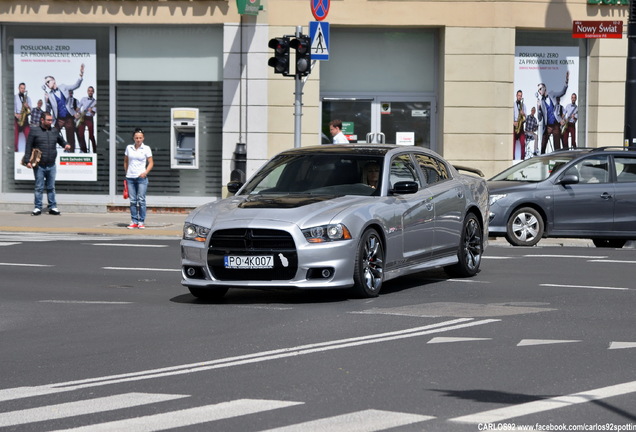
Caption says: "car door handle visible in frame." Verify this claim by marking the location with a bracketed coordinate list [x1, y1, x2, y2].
[600, 192, 613, 200]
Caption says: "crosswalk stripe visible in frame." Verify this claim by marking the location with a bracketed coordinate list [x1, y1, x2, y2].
[49, 399, 303, 432]
[449, 379, 636, 424]
[260, 409, 434, 432]
[0, 392, 188, 427]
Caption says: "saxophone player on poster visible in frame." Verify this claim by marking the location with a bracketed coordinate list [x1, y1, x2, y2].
[562, 92, 578, 149]
[513, 90, 527, 159]
[76, 86, 97, 153]
[14, 82, 32, 152]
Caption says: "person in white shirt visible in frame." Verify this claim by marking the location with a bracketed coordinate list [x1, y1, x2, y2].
[123, 128, 154, 229]
[329, 119, 349, 144]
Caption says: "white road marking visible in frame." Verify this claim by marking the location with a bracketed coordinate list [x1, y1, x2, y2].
[589, 259, 636, 264]
[524, 254, 607, 259]
[540, 283, 630, 291]
[0, 262, 53, 267]
[102, 266, 180, 272]
[0, 242, 21, 246]
[39, 300, 133, 305]
[0, 318, 499, 403]
[49, 399, 302, 432]
[449, 380, 636, 424]
[517, 339, 580, 347]
[428, 337, 492, 344]
[261, 409, 434, 432]
[482, 256, 513, 259]
[91, 243, 169, 248]
[0, 392, 188, 427]
[609, 341, 636, 350]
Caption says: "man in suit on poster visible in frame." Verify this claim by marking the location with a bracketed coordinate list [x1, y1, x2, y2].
[43, 63, 84, 152]
[537, 71, 569, 154]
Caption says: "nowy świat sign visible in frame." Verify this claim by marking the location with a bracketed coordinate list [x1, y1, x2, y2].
[572, 21, 623, 39]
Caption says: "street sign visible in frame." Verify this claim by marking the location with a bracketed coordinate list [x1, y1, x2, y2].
[310, 21, 329, 61]
[310, 0, 330, 21]
[572, 20, 623, 39]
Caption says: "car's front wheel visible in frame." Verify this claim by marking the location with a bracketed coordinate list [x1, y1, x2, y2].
[506, 207, 544, 246]
[188, 286, 229, 301]
[592, 239, 627, 248]
[352, 228, 384, 298]
[445, 213, 483, 277]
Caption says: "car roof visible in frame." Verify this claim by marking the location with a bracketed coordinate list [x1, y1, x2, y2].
[549, 146, 636, 156]
[274, 144, 440, 158]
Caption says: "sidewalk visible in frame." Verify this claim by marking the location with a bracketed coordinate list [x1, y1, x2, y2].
[0, 209, 632, 247]
[0, 210, 186, 238]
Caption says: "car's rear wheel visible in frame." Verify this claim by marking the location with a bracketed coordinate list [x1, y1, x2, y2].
[352, 228, 384, 298]
[505, 207, 544, 246]
[592, 239, 627, 248]
[188, 286, 229, 301]
[445, 213, 483, 277]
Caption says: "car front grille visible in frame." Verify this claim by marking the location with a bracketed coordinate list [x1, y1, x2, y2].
[208, 228, 298, 281]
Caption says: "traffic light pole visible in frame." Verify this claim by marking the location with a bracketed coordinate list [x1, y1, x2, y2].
[294, 26, 303, 148]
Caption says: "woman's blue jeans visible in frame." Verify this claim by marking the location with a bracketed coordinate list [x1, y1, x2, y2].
[33, 164, 57, 210]
[127, 176, 148, 224]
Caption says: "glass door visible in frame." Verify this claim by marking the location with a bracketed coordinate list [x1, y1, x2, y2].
[321, 97, 435, 149]
[379, 101, 432, 148]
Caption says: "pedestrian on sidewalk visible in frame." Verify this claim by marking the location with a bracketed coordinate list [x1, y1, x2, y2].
[123, 128, 153, 229]
[22, 112, 71, 216]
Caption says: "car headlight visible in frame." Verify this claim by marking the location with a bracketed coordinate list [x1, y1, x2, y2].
[302, 223, 352, 243]
[183, 223, 210, 242]
[489, 194, 507, 206]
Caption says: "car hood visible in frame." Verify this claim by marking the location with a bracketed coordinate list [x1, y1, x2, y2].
[187, 194, 375, 228]
[487, 180, 538, 194]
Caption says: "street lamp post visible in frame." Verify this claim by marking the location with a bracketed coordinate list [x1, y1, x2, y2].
[625, 0, 636, 146]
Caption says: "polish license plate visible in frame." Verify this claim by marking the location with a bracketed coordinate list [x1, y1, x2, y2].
[224, 255, 274, 269]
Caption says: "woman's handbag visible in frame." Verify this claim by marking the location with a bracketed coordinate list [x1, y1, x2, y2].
[123, 179, 129, 199]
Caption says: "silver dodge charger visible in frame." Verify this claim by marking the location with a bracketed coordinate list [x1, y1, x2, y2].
[181, 144, 488, 300]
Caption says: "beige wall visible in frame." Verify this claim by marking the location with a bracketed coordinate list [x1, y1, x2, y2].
[1, 0, 630, 184]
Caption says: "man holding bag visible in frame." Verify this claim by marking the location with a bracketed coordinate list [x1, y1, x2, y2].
[22, 112, 71, 216]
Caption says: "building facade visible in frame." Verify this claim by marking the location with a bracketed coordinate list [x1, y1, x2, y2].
[0, 0, 629, 210]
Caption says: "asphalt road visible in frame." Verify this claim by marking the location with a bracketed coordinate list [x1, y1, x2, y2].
[0, 235, 634, 432]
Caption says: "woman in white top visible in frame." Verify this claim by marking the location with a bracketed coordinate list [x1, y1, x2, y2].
[123, 128, 154, 229]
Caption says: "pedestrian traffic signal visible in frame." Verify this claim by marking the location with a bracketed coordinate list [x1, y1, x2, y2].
[290, 35, 311, 77]
[268, 37, 290, 76]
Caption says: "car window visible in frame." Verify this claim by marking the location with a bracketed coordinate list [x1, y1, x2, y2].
[490, 156, 574, 182]
[563, 155, 610, 184]
[413, 154, 449, 185]
[389, 154, 421, 188]
[615, 157, 636, 183]
[241, 154, 384, 196]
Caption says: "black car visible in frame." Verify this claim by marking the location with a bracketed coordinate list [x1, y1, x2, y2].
[488, 146, 636, 247]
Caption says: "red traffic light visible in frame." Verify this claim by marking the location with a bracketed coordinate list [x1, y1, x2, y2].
[268, 37, 290, 54]
[290, 35, 311, 76]
[268, 37, 290, 75]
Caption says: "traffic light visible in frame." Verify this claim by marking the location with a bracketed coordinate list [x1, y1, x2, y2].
[290, 35, 311, 77]
[268, 37, 290, 76]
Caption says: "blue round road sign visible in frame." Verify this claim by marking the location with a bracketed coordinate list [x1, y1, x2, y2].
[311, 0, 329, 21]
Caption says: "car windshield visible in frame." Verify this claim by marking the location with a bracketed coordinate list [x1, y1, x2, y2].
[489, 154, 578, 182]
[239, 153, 384, 196]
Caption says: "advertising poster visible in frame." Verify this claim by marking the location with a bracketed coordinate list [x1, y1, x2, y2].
[513, 46, 579, 160]
[13, 39, 97, 181]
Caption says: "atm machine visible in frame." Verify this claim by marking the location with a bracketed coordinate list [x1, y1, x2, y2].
[170, 108, 199, 169]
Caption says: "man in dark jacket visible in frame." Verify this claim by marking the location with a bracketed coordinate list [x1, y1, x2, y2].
[22, 112, 71, 216]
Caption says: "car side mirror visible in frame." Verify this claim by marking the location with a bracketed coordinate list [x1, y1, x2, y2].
[391, 181, 419, 195]
[227, 181, 243, 194]
[559, 174, 579, 185]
